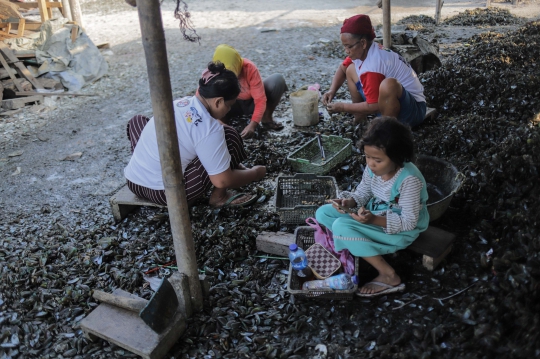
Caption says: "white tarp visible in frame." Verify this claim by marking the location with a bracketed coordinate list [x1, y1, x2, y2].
[4, 19, 108, 91]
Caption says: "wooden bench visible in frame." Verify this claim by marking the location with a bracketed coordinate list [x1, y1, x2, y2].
[110, 184, 165, 222]
[407, 226, 455, 270]
[256, 225, 454, 271]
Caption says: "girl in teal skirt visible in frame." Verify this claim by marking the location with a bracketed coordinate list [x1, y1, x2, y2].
[316, 116, 429, 297]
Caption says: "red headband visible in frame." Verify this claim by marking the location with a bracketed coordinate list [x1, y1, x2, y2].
[340, 15, 376, 40]
[201, 68, 219, 85]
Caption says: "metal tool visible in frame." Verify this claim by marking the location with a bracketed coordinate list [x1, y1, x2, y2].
[316, 132, 326, 161]
[93, 277, 178, 333]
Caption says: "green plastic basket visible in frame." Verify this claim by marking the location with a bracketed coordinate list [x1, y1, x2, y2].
[287, 227, 359, 300]
[287, 135, 352, 175]
[275, 173, 339, 225]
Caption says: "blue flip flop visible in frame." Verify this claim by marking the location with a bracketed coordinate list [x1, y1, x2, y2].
[214, 193, 258, 208]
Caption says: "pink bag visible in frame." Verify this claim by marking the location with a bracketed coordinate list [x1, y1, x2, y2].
[305, 217, 355, 275]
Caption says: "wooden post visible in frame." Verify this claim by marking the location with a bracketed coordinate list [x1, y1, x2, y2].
[435, 0, 443, 25]
[62, 0, 73, 21]
[68, 0, 83, 28]
[382, 0, 391, 48]
[37, 0, 49, 22]
[136, 0, 203, 312]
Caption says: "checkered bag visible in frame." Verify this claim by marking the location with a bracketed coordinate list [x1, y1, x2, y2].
[305, 243, 342, 279]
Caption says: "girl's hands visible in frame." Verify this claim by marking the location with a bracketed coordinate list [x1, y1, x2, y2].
[351, 207, 374, 224]
[329, 198, 356, 213]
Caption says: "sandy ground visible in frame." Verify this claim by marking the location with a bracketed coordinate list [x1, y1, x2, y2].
[0, 0, 539, 216]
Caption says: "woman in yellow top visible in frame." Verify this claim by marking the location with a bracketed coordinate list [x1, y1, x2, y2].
[213, 44, 288, 139]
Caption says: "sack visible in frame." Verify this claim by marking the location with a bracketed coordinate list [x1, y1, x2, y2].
[305, 217, 355, 275]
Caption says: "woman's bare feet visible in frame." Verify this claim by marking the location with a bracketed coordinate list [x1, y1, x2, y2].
[261, 113, 284, 130]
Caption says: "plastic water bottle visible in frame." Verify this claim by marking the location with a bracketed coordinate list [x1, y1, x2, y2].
[288, 244, 313, 280]
[302, 273, 358, 290]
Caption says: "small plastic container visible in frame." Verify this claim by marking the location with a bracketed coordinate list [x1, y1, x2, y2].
[290, 90, 319, 127]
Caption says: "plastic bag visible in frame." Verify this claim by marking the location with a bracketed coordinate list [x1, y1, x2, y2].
[305, 217, 355, 275]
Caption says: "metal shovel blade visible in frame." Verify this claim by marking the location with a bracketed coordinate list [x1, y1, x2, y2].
[139, 277, 179, 333]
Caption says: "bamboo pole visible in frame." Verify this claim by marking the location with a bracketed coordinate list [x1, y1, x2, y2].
[61, 0, 72, 21]
[136, 0, 203, 312]
[435, 0, 443, 25]
[68, 0, 83, 28]
[382, 0, 391, 48]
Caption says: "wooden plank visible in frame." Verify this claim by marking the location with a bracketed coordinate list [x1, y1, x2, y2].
[422, 245, 453, 271]
[1, 95, 43, 109]
[0, 52, 24, 91]
[80, 289, 186, 359]
[46, 2, 63, 8]
[96, 42, 110, 49]
[409, 226, 455, 258]
[23, 21, 42, 31]
[36, 0, 49, 22]
[0, 108, 23, 116]
[408, 226, 455, 270]
[0, 67, 17, 80]
[9, 2, 39, 10]
[256, 231, 295, 257]
[0, 42, 43, 90]
[0, 1, 23, 18]
[16, 17, 24, 37]
[15, 91, 97, 97]
[110, 184, 166, 222]
[14, 52, 37, 59]
[70, 24, 78, 42]
[0, 30, 16, 39]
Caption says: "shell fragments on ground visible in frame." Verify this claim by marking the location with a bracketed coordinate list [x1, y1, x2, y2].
[1, 8, 540, 359]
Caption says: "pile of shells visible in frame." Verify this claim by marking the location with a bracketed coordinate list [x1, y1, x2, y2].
[443, 7, 525, 26]
[413, 19, 540, 357]
[2, 13, 540, 359]
[397, 15, 436, 26]
[396, 15, 436, 32]
[308, 39, 345, 60]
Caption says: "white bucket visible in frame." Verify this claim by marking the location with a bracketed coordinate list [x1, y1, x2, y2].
[290, 90, 319, 127]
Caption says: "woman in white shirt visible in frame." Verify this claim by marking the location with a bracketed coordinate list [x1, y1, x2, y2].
[124, 62, 266, 208]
